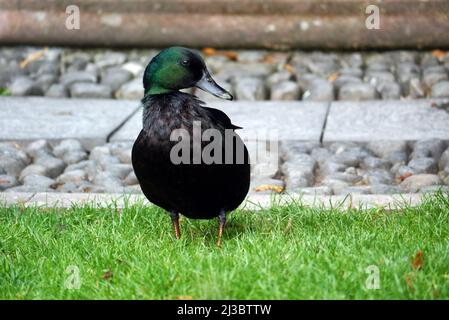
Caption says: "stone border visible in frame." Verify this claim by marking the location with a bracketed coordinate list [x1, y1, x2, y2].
[0, 192, 426, 210]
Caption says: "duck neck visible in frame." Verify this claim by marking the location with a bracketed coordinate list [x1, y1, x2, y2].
[145, 85, 177, 96]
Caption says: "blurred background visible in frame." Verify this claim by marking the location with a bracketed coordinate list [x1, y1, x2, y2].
[1, 0, 449, 101]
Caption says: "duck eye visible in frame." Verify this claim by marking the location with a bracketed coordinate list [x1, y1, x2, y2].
[181, 59, 189, 66]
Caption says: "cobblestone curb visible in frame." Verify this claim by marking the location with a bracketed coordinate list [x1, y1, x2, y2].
[0, 192, 427, 210]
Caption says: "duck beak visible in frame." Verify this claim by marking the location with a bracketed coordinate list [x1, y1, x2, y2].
[196, 71, 233, 100]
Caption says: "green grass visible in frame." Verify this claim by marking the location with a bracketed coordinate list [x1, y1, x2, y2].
[1, 192, 449, 300]
[0, 88, 11, 96]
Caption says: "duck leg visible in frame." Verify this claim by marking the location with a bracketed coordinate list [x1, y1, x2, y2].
[170, 212, 181, 240]
[216, 211, 227, 247]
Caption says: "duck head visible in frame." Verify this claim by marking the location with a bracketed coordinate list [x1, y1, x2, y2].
[143, 47, 233, 100]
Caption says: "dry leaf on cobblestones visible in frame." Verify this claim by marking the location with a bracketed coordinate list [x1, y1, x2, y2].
[328, 72, 340, 82]
[202, 47, 217, 56]
[222, 50, 238, 61]
[20, 47, 48, 69]
[202, 47, 238, 61]
[263, 54, 275, 64]
[397, 172, 413, 183]
[431, 49, 447, 60]
[284, 64, 295, 74]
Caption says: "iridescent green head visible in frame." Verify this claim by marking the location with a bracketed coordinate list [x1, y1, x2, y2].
[143, 47, 233, 100]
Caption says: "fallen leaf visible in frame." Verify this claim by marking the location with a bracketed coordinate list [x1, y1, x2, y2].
[176, 295, 193, 300]
[263, 54, 275, 64]
[20, 47, 48, 69]
[202, 47, 217, 56]
[328, 72, 340, 82]
[284, 63, 295, 74]
[405, 273, 415, 291]
[50, 182, 63, 190]
[398, 172, 413, 182]
[102, 269, 113, 280]
[431, 49, 447, 60]
[412, 250, 423, 271]
[222, 50, 238, 61]
[354, 179, 368, 186]
[202, 48, 238, 61]
[254, 184, 284, 193]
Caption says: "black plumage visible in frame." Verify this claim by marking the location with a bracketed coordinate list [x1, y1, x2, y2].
[132, 47, 250, 245]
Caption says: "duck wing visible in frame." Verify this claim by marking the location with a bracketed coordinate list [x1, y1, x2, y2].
[202, 107, 242, 130]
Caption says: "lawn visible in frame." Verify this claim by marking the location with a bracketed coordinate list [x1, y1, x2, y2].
[1, 192, 448, 299]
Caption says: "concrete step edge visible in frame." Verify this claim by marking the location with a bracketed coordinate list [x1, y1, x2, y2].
[0, 192, 426, 210]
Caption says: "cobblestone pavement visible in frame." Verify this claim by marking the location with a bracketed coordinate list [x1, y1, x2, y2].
[1, 46, 449, 196]
[1, 139, 448, 195]
[1, 47, 449, 101]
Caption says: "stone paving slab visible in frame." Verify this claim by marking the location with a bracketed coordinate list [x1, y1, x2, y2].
[3, 97, 449, 147]
[110, 101, 329, 142]
[0, 97, 139, 150]
[323, 99, 449, 143]
[0, 192, 425, 211]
